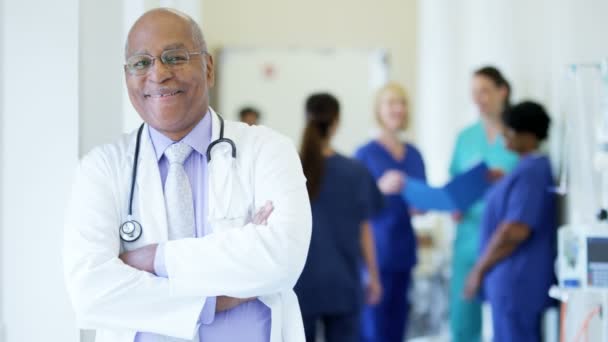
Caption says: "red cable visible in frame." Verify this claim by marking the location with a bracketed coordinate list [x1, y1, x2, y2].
[573, 305, 602, 342]
[561, 302, 567, 342]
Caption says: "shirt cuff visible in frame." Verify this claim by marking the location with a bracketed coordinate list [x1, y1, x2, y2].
[153, 242, 168, 278]
[199, 297, 216, 325]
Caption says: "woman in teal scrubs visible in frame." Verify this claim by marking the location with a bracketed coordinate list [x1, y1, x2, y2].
[449, 67, 518, 342]
[465, 101, 556, 342]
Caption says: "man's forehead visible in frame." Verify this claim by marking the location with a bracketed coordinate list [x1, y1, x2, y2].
[134, 9, 189, 28]
[130, 42, 189, 56]
[127, 19, 194, 55]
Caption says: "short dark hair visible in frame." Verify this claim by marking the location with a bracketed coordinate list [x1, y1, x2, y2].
[239, 107, 260, 120]
[502, 101, 551, 141]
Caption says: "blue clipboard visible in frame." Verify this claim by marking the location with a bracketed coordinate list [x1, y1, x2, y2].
[402, 162, 491, 212]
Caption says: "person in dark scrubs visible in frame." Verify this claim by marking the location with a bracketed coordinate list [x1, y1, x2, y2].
[355, 82, 426, 342]
[294, 93, 383, 342]
[465, 101, 556, 342]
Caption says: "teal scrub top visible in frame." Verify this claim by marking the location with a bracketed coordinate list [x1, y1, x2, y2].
[449, 121, 518, 262]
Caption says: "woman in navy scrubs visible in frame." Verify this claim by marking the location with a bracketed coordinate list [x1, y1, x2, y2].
[355, 82, 426, 342]
[465, 101, 556, 342]
[294, 93, 383, 342]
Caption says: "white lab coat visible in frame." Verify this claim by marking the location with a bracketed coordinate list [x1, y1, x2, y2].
[63, 109, 312, 342]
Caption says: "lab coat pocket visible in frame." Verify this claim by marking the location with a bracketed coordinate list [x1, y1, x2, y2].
[208, 176, 252, 232]
[208, 157, 253, 232]
[209, 215, 249, 232]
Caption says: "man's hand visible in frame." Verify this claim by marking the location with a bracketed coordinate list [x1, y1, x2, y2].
[215, 201, 274, 312]
[214, 202, 273, 313]
[119, 244, 158, 274]
[251, 201, 274, 225]
[377, 170, 405, 195]
[216, 296, 256, 313]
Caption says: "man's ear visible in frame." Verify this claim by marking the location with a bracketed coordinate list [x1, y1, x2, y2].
[205, 54, 215, 88]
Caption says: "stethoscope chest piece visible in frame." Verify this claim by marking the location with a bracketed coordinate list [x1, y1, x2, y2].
[120, 216, 142, 242]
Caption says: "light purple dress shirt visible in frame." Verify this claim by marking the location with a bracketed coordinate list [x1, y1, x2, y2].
[134, 112, 271, 341]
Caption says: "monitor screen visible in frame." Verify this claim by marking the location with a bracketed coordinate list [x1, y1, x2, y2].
[587, 237, 608, 287]
[588, 238, 608, 263]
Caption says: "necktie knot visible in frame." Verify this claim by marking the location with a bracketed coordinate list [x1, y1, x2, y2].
[164, 142, 193, 165]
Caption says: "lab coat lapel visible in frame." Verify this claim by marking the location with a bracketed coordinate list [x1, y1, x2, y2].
[135, 125, 169, 242]
[207, 108, 235, 220]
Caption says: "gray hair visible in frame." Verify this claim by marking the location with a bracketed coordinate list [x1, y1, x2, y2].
[124, 8, 207, 59]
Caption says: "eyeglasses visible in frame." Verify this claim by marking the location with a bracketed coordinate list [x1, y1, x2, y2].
[125, 49, 207, 76]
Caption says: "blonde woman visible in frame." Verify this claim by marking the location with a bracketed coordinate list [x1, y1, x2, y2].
[355, 82, 426, 342]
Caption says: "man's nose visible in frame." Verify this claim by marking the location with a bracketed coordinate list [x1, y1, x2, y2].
[148, 59, 173, 83]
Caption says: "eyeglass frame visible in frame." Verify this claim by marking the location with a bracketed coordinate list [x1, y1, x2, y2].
[124, 49, 209, 76]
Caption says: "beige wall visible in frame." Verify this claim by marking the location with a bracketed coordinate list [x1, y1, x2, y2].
[201, 0, 418, 125]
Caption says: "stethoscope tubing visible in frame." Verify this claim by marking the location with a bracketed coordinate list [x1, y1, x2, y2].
[119, 113, 235, 242]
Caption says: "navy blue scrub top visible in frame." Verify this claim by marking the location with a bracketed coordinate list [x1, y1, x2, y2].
[295, 154, 383, 315]
[355, 141, 426, 272]
[480, 154, 557, 312]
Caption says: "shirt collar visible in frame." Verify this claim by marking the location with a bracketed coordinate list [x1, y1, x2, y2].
[148, 110, 213, 161]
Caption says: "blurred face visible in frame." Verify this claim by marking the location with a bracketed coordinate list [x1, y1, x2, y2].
[327, 117, 339, 140]
[241, 112, 259, 126]
[125, 11, 214, 140]
[472, 75, 508, 118]
[503, 127, 536, 154]
[503, 127, 519, 152]
[377, 90, 407, 132]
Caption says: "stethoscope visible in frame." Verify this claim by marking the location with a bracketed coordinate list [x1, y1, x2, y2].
[119, 113, 237, 242]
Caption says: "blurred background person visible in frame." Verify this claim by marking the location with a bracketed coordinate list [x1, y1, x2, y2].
[239, 106, 261, 125]
[355, 82, 426, 342]
[464, 101, 555, 342]
[448, 66, 519, 342]
[294, 93, 383, 342]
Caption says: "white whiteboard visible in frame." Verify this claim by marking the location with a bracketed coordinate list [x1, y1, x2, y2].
[216, 47, 389, 154]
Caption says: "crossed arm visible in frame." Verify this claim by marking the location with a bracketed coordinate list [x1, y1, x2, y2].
[64, 134, 311, 338]
[118, 202, 275, 312]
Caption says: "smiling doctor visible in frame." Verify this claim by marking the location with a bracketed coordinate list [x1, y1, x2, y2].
[63, 8, 311, 342]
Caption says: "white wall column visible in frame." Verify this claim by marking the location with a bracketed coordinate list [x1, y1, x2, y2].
[415, 0, 463, 184]
[0, 0, 5, 336]
[79, 0, 125, 155]
[1, 0, 80, 341]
